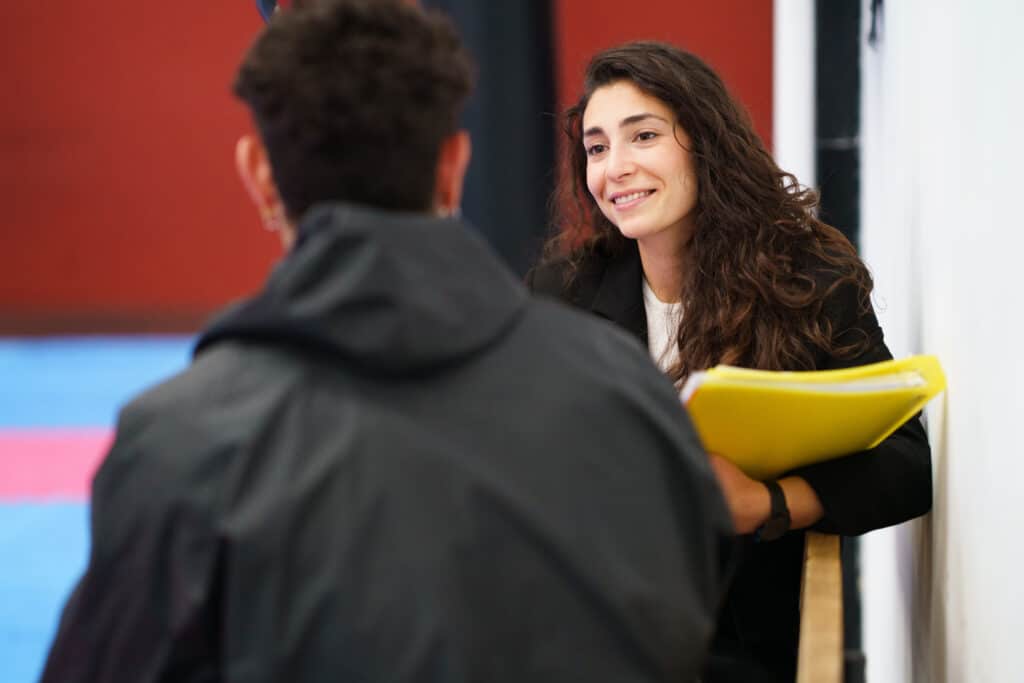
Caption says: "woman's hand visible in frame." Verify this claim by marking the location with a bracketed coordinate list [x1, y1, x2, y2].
[708, 454, 770, 534]
[708, 455, 827, 535]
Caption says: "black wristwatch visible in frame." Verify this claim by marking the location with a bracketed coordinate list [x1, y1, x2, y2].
[756, 480, 791, 542]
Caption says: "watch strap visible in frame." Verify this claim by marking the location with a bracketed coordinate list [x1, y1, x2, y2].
[756, 479, 791, 542]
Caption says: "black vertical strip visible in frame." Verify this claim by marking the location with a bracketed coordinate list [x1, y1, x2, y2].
[423, 0, 556, 276]
[816, 0, 861, 249]
[815, 3, 865, 682]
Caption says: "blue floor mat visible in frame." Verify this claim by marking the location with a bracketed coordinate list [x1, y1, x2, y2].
[0, 336, 190, 681]
[0, 336, 193, 428]
[0, 503, 89, 683]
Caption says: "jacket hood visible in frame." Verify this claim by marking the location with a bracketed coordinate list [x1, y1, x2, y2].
[196, 203, 528, 374]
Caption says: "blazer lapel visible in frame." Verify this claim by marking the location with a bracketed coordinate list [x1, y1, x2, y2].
[591, 242, 648, 344]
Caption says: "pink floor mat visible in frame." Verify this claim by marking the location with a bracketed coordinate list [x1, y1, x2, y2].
[0, 429, 112, 500]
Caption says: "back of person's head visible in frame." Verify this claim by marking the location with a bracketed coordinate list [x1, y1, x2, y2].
[234, 0, 473, 219]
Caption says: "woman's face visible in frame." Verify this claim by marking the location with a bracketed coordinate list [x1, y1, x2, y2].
[582, 81, 698, 249]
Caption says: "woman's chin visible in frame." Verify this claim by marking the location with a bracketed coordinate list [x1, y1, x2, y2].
[615, 222, 660, 241]
[612, 216, 692, 247]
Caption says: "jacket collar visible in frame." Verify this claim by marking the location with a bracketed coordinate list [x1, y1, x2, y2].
[196, 202, 528, 374]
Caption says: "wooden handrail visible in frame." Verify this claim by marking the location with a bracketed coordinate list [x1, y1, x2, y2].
[796, 531, 844, 683]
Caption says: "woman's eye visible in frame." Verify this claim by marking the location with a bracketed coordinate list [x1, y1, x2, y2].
[635, 131, 658, 142]
[586, 143, 607, 157]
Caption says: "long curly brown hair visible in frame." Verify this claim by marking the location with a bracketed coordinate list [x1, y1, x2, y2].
[545, 41, 873, 383]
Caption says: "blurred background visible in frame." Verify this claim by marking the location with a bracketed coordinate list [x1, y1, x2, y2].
[2, 1, 1021, 681]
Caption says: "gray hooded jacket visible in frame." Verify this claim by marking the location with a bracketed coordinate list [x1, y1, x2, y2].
[42, 203, 731, 683]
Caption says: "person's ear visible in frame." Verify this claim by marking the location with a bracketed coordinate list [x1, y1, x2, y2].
[235, 134, 277, 217]
[235, 134, 295, 249]
[434, 130, 472, 216]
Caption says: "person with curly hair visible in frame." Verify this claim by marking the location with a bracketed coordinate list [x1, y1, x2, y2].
[528, 41, 932, 681]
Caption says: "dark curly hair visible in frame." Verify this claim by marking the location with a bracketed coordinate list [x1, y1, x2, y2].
[233, 0, 474, 219]
[546, 41, 873, 382]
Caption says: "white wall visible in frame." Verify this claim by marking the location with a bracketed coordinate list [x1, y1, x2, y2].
[776, 1, 1024, 679]
[859, 1, 1024, 681]
[773, 0, 816, 188]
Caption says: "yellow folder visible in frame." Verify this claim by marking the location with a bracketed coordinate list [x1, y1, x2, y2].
[679, 355, 947, 480]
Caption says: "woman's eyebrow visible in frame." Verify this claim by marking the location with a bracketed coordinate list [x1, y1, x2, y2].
[583, 112, 670, 138]
[620, 112, 670, 127]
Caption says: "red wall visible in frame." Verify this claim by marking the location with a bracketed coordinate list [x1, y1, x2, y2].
[0, 2, 772, 333]
[554, 0, 773, 149]
[1, 3, 276, 332]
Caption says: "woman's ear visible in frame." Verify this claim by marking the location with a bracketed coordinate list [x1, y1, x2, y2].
[434, 130, 472, 215]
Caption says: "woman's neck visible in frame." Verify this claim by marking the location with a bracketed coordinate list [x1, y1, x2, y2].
[637, 233, 687, 304]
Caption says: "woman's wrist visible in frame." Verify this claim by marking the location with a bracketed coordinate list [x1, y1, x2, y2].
[741, 479, 772, 533]
[777, 476, 825, 530]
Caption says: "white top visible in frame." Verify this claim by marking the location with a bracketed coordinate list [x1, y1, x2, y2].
[642, 277, 684, 376]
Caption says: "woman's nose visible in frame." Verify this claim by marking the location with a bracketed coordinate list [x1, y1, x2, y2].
[606, 147, 635, 181]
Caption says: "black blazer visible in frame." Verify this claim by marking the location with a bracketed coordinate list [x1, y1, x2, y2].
[527, 241, 932, 680]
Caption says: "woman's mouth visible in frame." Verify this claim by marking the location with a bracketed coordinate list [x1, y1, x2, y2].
[610, 190, 654, 209]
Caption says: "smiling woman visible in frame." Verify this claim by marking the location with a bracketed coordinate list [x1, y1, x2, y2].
[581, 81, 699, 301]
[526, 41, 933, 682]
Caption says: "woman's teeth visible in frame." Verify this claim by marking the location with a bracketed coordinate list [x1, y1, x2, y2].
[612, 190, 653, 205]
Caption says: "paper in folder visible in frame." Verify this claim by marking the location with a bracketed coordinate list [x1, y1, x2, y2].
[679, 355, 947, 480]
